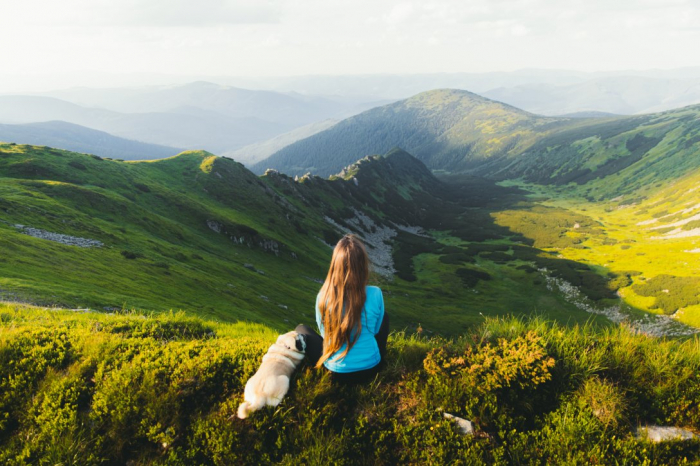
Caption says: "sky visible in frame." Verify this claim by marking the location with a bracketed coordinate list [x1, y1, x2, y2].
[1, 0, 699, 92]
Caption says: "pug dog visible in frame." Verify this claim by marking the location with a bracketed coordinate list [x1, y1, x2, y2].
[237, 331, 307, 419]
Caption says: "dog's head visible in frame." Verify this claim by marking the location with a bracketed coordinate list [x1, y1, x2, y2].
[276, 331, 306, 353]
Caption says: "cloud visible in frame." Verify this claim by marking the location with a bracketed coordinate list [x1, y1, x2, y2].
[55, 0, 281, 27]
[385, 3, 415, 25]
[122, 0, 280, 27]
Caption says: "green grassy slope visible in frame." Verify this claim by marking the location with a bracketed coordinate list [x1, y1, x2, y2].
[2, 305, 700, 464]
[0, 143, 609, 335]
[0, 142, 336, 327]
[253, 89, 593, 177]
[487, 104, 700, 199]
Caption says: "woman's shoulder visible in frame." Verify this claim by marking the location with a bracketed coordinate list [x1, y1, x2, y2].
[366, 286, 383, 300]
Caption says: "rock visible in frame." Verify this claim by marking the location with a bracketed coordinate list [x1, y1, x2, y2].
[206, 220, 222, 233]
[443, 412, 475, 435]
[243, 263, 255, 270]
[14, 225, 103, 248]
[635, 425, 699, 442]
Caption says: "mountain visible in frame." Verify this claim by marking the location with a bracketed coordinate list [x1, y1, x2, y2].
[483, 76, 700, 116]
[484, 104, 700, 199]
[43, 81, 361, 128]
[253, 89, 592, 176]
[1, 83, 386, 156]
[0, 95, 285, 153]
[0, 121, 181, 160]
[255, 90, 700, 201]
[557, 111, 621, 119]
[221, 69, 700, 114]
[225, 119, 338, 166]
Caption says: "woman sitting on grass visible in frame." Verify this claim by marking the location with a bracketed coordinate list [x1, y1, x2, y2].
[296, 234, 389, 384]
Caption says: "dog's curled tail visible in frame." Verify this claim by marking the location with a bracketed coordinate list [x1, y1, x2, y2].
[237, 401, 253, 419]
[237, 398, 265, 419]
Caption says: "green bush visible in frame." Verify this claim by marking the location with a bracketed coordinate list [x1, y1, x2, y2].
[632, 275, 700, 314]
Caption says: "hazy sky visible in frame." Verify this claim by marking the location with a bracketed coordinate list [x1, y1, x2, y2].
[1, 0, 699, 91]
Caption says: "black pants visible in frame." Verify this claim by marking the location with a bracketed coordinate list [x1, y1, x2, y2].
[295, 312, 389, 385]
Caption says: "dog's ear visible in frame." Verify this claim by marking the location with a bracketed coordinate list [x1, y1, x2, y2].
[295, 333, 306, 353]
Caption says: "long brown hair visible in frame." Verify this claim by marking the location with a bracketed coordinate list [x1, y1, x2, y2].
[316, 234, 370, 368]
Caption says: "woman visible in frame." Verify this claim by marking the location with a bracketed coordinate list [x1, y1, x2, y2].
[296, 234, 389, 384]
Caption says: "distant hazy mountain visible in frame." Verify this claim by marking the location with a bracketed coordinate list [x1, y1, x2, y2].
[556, 111, 620, 119]
[483, 77, 700, 115]
[225, 119, 338, 166]
[0, 82, 385, 156]
[221, 70, 594, 100]
[0, 121, 181, 160]
[42, 81, 384, 128]
[221, 67, 700, 98]
[0, 95, 285, 153]
[253, 89, 590, 176]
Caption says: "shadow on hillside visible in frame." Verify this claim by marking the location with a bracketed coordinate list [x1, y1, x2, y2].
[388, 173, 629, 323]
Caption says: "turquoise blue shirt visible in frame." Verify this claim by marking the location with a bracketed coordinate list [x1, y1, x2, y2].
[315, 286, 385, 373]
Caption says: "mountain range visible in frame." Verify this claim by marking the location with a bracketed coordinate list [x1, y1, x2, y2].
[0, 82, 384, 157]
[482, 76, 700, 116]
[0, 121, 181, 160]
[255, 89, 700, 201]
[253, 89, 596, 176]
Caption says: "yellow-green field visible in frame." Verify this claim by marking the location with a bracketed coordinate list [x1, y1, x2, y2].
[498, 174, 700, 328]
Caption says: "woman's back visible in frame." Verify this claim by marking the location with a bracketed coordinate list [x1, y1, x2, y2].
[315, 285, 384, 373]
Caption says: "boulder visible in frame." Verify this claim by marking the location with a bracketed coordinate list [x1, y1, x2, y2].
[635, 425, 699, 442]
[443, 412, 475, 435]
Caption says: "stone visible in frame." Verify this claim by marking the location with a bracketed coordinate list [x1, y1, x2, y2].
[635, 425, 699, 442]
[443, 412, 475, 435]
[206, 220, 222, 233]
[15, 225, 103, 248]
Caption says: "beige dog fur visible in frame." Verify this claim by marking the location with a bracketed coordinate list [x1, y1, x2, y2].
[237, 331, 306, 419]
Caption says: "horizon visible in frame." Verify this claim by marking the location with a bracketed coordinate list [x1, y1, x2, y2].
[3, 65, 700, 96]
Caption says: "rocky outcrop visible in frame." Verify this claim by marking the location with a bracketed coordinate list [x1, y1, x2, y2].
[324, 210, 397, 277]
[14, 225, 103, 248]
[207, 219, 283, 256]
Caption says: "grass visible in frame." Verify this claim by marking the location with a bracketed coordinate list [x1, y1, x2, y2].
[1, 304, 700, 464]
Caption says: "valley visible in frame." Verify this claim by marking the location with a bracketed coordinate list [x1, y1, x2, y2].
[0, 142, 641, 336]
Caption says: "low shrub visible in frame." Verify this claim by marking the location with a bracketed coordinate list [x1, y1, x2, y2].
[1, 308, 700, 464]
